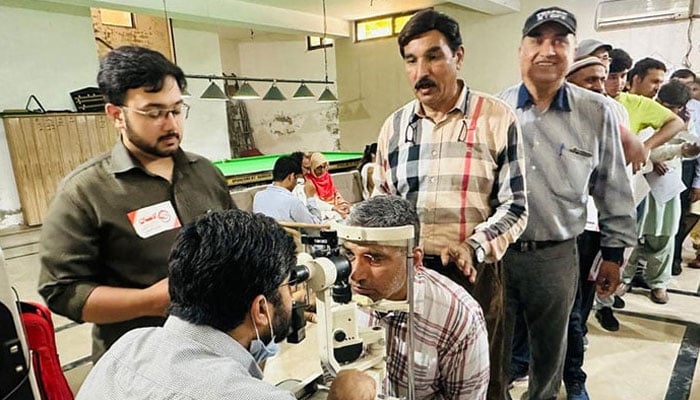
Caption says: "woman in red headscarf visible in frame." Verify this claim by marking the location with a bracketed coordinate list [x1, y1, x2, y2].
[304, 152, 350, 218]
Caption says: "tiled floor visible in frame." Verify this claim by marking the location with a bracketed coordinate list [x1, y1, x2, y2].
[4, 240, 700, 399]
[509, 262, 700, 400]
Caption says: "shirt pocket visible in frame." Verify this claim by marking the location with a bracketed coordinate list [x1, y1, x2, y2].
[555, 148, 593, 203]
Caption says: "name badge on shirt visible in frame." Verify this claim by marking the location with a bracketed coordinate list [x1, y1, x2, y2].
[127, 201, 181, 239]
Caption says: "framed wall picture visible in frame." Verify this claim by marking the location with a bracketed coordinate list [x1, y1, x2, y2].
[91, 8, 174, 61]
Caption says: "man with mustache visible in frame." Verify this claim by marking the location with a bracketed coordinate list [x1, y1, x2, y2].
[374, 9, 527, 399]
[38, 46, 234, 362]
[498, 7, 636, 400]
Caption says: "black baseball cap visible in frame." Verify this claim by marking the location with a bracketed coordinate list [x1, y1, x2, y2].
[522, 6, 577, 37]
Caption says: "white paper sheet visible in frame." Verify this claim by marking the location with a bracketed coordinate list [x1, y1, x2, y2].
[645, 167, 686, 204]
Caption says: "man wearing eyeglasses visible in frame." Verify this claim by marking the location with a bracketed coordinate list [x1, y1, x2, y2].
[38, 46, 234, 362]
[373, 9, 527, 399]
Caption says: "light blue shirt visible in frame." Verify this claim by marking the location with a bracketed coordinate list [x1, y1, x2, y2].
[253, 185, 321, 224]
[77, 316, 295, 400]
[498, 82, 636, 253]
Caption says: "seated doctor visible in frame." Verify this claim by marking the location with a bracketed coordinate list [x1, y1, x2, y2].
[77, 209, 372, 400]
[342, 196, 490, 400]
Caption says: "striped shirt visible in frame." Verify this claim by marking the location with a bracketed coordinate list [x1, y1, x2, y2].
[498, 83, 637, 256]
[358, 266, 489, 399]
[375, 82, 527, 260]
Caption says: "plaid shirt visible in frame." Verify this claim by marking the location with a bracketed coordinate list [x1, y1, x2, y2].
[375, 83, 527, 260]
[358, 267, 489, 399]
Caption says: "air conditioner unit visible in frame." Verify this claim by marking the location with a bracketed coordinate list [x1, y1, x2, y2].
[595, 0, 691, 30]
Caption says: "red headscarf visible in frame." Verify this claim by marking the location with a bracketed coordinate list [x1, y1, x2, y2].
[305, 152, 337, 202]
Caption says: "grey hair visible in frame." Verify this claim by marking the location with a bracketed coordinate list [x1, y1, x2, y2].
[347, 195, 420, 243]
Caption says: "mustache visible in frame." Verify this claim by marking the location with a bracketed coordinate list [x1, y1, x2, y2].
[158, 132, 180, 141]
[415, 77, 437, 90]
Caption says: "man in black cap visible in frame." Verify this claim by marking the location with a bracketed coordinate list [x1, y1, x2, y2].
[499, 7, 636, 400]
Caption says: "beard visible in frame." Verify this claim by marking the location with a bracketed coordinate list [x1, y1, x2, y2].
[123, 116, 180, 158]
[259, 299, 291, 344]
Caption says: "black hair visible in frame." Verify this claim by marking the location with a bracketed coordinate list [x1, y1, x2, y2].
[289, 151, 305, 166]
[608, 48, 633, 74]
[273, 156, 302, 181]
[670, 68, 696, 81]
[97, 46, 187, 105]
[628, 57, 666, 84]
[357, 143, 378, 172]
[348, 195, 421, 243]
[658, 80, 691, 108]
[168, 210, 295, 332]
[397, 9, 462, 58]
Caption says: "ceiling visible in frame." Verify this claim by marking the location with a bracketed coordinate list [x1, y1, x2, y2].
[243, 0, 522, 20]
[37, 0, 520, 39]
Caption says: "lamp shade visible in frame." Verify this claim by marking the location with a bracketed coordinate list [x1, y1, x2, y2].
[200, 81, 227, 100]
[232, 82, 260, 100]
[263, 83, 287, 101]
[292, 83, 315, 99]
[317, 86, 337, 103]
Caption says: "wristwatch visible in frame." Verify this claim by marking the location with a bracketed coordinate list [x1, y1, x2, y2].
[468, 239, 485, 264]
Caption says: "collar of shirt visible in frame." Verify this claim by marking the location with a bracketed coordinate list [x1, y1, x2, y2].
[411, 79, 470, 124]
[163, 315, 265, 379]
[267, 184, 293, 195]
[111, 140, 196, 175]
[516, 82, 571, 111]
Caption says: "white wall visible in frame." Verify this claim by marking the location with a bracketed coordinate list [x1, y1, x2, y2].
[172, 27, 229, 161]
[235, 39, 340, 153]
[0, 4, 99, 228]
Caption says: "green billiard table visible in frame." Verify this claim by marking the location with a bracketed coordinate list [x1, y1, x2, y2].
[213, 151, 362, 187]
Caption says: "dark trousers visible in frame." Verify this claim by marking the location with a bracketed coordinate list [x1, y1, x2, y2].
[503, 240, 578, 400]
[423, 257, 505, 400]
[673, 160, 700, 265]
[509, 234, 596, 388]
[575, 231, 600, 341]
[509, 309, 529, 379]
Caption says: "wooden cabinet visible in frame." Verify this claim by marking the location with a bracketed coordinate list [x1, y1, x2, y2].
[2, 113, 118, 226]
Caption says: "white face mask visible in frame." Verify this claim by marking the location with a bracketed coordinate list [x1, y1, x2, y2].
[249, 298, 280, 364]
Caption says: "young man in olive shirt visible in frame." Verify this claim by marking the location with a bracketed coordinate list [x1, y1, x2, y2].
[38, 46, 234, 361]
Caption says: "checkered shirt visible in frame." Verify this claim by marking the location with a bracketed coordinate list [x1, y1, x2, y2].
[375, 83, 527, 260]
